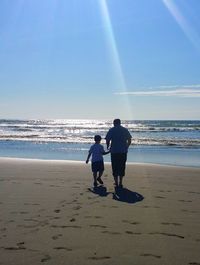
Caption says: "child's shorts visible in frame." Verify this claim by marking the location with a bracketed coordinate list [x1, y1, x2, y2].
[92, 161, 104, 173]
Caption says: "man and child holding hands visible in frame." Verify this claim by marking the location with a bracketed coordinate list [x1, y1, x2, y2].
[86, 119, 132, 188]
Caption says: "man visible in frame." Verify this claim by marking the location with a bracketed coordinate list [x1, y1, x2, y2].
[105, 119, 132, 188]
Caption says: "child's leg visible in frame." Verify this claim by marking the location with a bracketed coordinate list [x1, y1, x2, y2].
[93, 172, 98, 187]
[98, 170, 103, 179]
[97, 171, 104, 184]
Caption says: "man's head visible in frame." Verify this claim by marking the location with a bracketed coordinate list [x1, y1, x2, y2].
[113, 119, 121, 126]
[94, 135, 102, 143]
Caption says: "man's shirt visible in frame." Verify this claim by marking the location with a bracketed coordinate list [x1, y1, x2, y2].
[105, 125, 132, 153]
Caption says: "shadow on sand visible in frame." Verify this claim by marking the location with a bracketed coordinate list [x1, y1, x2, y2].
[88, 186, 144, 203]
[113, 187, 144, 204]
[88, 186, 110, 197]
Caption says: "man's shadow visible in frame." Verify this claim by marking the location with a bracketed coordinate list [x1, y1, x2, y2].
[113, 187, 144, 204]
[88, 186, 110, 197]
[88, 186, 144, 203]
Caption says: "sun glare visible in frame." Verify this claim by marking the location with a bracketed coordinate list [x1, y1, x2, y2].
[162, 0, 200, 53]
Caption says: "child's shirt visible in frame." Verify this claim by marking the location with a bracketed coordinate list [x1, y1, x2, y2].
[89, 143, 105, 163]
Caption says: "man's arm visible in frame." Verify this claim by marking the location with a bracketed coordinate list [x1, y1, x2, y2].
[106, 139, 110, 150]
[105, 129, 111, 150]
[127, 137, 131, 148]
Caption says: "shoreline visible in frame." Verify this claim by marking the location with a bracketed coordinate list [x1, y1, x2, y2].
[0, 156, 200, 169]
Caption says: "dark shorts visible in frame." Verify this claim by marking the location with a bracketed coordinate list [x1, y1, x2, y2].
[92, 161, 104, 173]
[111, 153, 127, 177]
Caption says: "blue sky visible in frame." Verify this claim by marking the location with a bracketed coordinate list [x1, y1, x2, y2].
[0, 0, 200, 120]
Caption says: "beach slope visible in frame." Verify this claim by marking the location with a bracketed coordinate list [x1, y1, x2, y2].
[0, 157, 200, 265]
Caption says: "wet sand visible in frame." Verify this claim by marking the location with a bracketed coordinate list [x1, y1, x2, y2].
[0, 157, 200, 265]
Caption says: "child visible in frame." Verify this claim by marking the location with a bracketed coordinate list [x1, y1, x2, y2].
[86, 135, 110, 187]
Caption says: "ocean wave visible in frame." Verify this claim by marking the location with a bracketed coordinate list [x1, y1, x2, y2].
[0, 119, 199, 147]
[0, 135, 199, 147]
[0, 124, 199, 133]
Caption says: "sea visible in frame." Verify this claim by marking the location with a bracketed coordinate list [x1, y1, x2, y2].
[0, 119, 199, 167]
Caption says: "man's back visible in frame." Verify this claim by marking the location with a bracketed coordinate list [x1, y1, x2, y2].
[106, 125, 132, 153]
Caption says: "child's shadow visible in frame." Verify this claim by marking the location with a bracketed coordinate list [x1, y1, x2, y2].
[113, 187, 144, 204]
[88, 186, 110, 197]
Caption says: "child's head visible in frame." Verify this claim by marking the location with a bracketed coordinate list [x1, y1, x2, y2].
[94, 135, 101, 143]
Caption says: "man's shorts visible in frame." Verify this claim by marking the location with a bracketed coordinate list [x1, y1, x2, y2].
[111, 153, 127, 177]
[92, 160, 104, 173]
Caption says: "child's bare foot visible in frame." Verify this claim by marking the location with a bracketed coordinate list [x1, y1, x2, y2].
[97, 177, 103, 185]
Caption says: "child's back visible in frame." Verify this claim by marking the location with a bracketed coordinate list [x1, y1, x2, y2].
[89, 143, 104, 162]
[86, 135, 109, 187]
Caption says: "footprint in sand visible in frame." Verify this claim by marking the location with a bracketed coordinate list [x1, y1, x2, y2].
[101, 231, 121, 235]
[149, 232, 184, 239]
[122, 220, 140, 225]
[59, 200, 67, 204]
[53, 247, 72, 251]
[90, 225, 107, 228]
[51, 225, 81, 229]
[140, 253, 161, 259]
[188, 191, 200, 195]
[158, 190, 171, 193]
[181, 209, 198, 213]
[94, 216, 102, 219]
[41, 255, 51, 263]
[125, 231, 142, 235]
[73, 206, 82, 210]
[38, 209, 45, 213]
[88, 256, 111, 260]
[2, 244, 26, 250]
[24, 203, 40, 206]
[154, 196, 166, 199]
[52, 234, 62, 240]
[20, 211, 29, 215]
[161, 222, 182, 226]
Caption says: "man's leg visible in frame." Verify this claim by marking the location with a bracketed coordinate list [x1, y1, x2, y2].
[111, 153, 119, 186]
[114, 175, 119, 186]
[119, 176, 123, 187]
[119, 153, 127, 187]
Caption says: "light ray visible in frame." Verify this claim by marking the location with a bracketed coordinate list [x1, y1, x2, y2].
[98, 0, 132, 119]
[162, 0, 200, 53]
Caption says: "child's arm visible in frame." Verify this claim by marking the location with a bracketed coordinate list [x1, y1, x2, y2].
[86, 153, 91, 164]
[102, 150, 110, 155]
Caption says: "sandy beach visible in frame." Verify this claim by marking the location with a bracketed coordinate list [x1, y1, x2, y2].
[0, 157, 200, 265]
